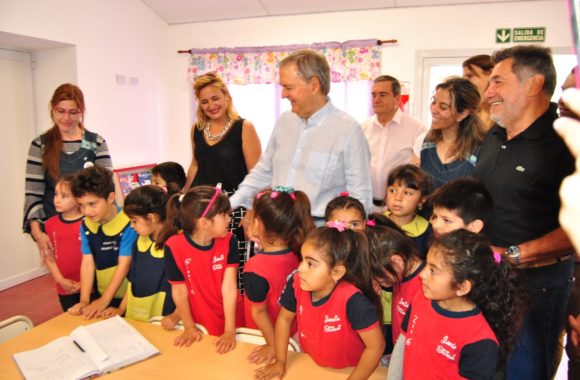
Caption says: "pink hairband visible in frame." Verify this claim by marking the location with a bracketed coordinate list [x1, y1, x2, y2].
[326, 220, 347, 232]
[201, 183, 222, 218]
[256, 186, 296, 200]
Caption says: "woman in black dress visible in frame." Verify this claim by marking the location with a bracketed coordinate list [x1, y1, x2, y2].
[184, 72, 262, 287]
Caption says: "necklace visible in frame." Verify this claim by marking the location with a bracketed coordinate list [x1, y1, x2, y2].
[204, 119, 233, 141]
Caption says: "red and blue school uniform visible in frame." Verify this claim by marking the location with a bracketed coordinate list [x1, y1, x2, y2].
[81, 208, 137, 307]
[125, 235, 175, 321]
[391, 261, 425, 345]
[279, 272, 380, 368]
[165, 231, 244, 335]
[45, 214, 83, 310]
[242, 248, 299, 333]
[402, 292, 498, 379]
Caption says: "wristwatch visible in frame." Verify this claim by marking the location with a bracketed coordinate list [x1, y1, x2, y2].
[506, 245, 522, 265]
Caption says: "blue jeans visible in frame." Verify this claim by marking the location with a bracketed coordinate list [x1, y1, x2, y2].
[506, 259, 574, 380]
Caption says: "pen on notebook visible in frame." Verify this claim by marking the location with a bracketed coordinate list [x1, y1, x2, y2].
[73, 340, 85, 352]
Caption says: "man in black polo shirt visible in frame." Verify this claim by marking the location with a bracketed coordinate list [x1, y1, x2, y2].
[474, 45, 575, 380]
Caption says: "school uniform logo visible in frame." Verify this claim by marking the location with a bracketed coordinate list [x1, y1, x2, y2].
[436, 335, 457, 361]
[212, 254, 224, 271]
[396, 298, 410, 316]
[323, 314, 342, 333]
[101, 240, 119, 253]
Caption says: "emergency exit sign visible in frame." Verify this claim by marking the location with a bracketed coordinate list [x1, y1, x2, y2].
[513, 27, 545, 42]
[496, 27, 546, 43]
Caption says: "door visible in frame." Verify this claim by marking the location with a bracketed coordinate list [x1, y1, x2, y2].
[0, 48, 43, 290]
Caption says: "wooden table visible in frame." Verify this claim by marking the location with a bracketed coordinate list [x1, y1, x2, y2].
[0, 313, 388, 379]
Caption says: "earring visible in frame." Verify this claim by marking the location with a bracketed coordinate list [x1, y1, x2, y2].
[418, 204, 423, 210]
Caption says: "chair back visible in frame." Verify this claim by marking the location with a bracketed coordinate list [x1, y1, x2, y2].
[0, 315, 33, 344]
[235, 327, 301, 352]
[148, 316, 208, 334]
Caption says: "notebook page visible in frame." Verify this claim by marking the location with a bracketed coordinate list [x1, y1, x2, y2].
[70, 325, 109, 363]
[83, 316, 159, 373]
[12, 336, 99, 380]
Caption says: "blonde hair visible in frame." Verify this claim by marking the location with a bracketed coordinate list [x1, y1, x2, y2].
[193, 72, 239, 131]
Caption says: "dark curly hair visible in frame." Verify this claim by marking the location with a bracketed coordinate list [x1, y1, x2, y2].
[432, 230, 525, 370]
[157, 185, 230, 246]
[305, 227, 382, 319]
[252, 187, 314, 256]
[70, 165, 114, 199]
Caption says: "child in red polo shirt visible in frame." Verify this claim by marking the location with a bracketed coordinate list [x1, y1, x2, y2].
[44, 176, 83, 312]
[256, 223, 385, 379]
[161, 184, 242, 354]
[243, 186, 314, 365]
[390, 230, 524, 379]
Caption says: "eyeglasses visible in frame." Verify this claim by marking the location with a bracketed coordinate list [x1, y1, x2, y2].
[53, 107, 82, 118]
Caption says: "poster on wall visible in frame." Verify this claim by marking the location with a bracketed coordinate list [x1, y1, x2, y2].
[114, 164, 155, 198]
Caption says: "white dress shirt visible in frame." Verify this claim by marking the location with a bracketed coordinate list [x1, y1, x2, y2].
[362, 109, 428, 200]
[230, 100, 372, 217]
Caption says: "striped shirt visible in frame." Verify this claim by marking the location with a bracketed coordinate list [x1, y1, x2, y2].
[23, 131, 112, 231]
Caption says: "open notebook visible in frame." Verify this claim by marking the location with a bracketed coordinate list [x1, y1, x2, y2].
[13, 316, 159, 380]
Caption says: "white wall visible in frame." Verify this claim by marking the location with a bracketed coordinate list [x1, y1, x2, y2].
[0, 0, 170, 287]
[168, 0, 571, 167]
[0, 0, 171, 167]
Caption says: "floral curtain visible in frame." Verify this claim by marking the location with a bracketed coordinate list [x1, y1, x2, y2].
[186, 39, 381, 84]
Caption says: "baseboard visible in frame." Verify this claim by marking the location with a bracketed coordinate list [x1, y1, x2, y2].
[0, 267, 49, 291]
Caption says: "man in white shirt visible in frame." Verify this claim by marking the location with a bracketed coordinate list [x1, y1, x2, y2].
[230, 49, 372, 220]
[361, 76, 427, 209]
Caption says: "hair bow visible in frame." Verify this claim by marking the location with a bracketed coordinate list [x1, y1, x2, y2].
[326, 220, 347, 232]
[339, 191, 350, 197]
[257, 186, 296, 200]
[366, 219, 376, 227]
[492, 251, 502, 264]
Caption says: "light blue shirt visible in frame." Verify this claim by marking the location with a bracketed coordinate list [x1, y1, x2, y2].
[230, 100, 372, 217]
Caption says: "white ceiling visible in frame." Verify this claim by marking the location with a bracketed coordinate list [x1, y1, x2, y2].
[141, 0, 544, 25]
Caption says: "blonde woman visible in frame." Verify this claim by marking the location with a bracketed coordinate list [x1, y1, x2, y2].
[184, 72, 262, 289]
[183, 72, 261, 192]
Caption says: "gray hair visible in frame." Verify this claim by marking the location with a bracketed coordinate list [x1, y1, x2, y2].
[492, 45, 556, 97]
[280, 49, 331, 95]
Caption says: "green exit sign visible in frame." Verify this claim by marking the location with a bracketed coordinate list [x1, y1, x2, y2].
[496, 28, 511, 43]
[496, 27, 546, 43]
[513, 27, 545, 42]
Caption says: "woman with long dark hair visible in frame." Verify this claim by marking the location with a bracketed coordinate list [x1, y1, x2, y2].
[23, 83, 112, 258]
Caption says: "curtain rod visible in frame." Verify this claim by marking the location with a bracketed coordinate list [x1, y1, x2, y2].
[177, 39, 397, 54]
